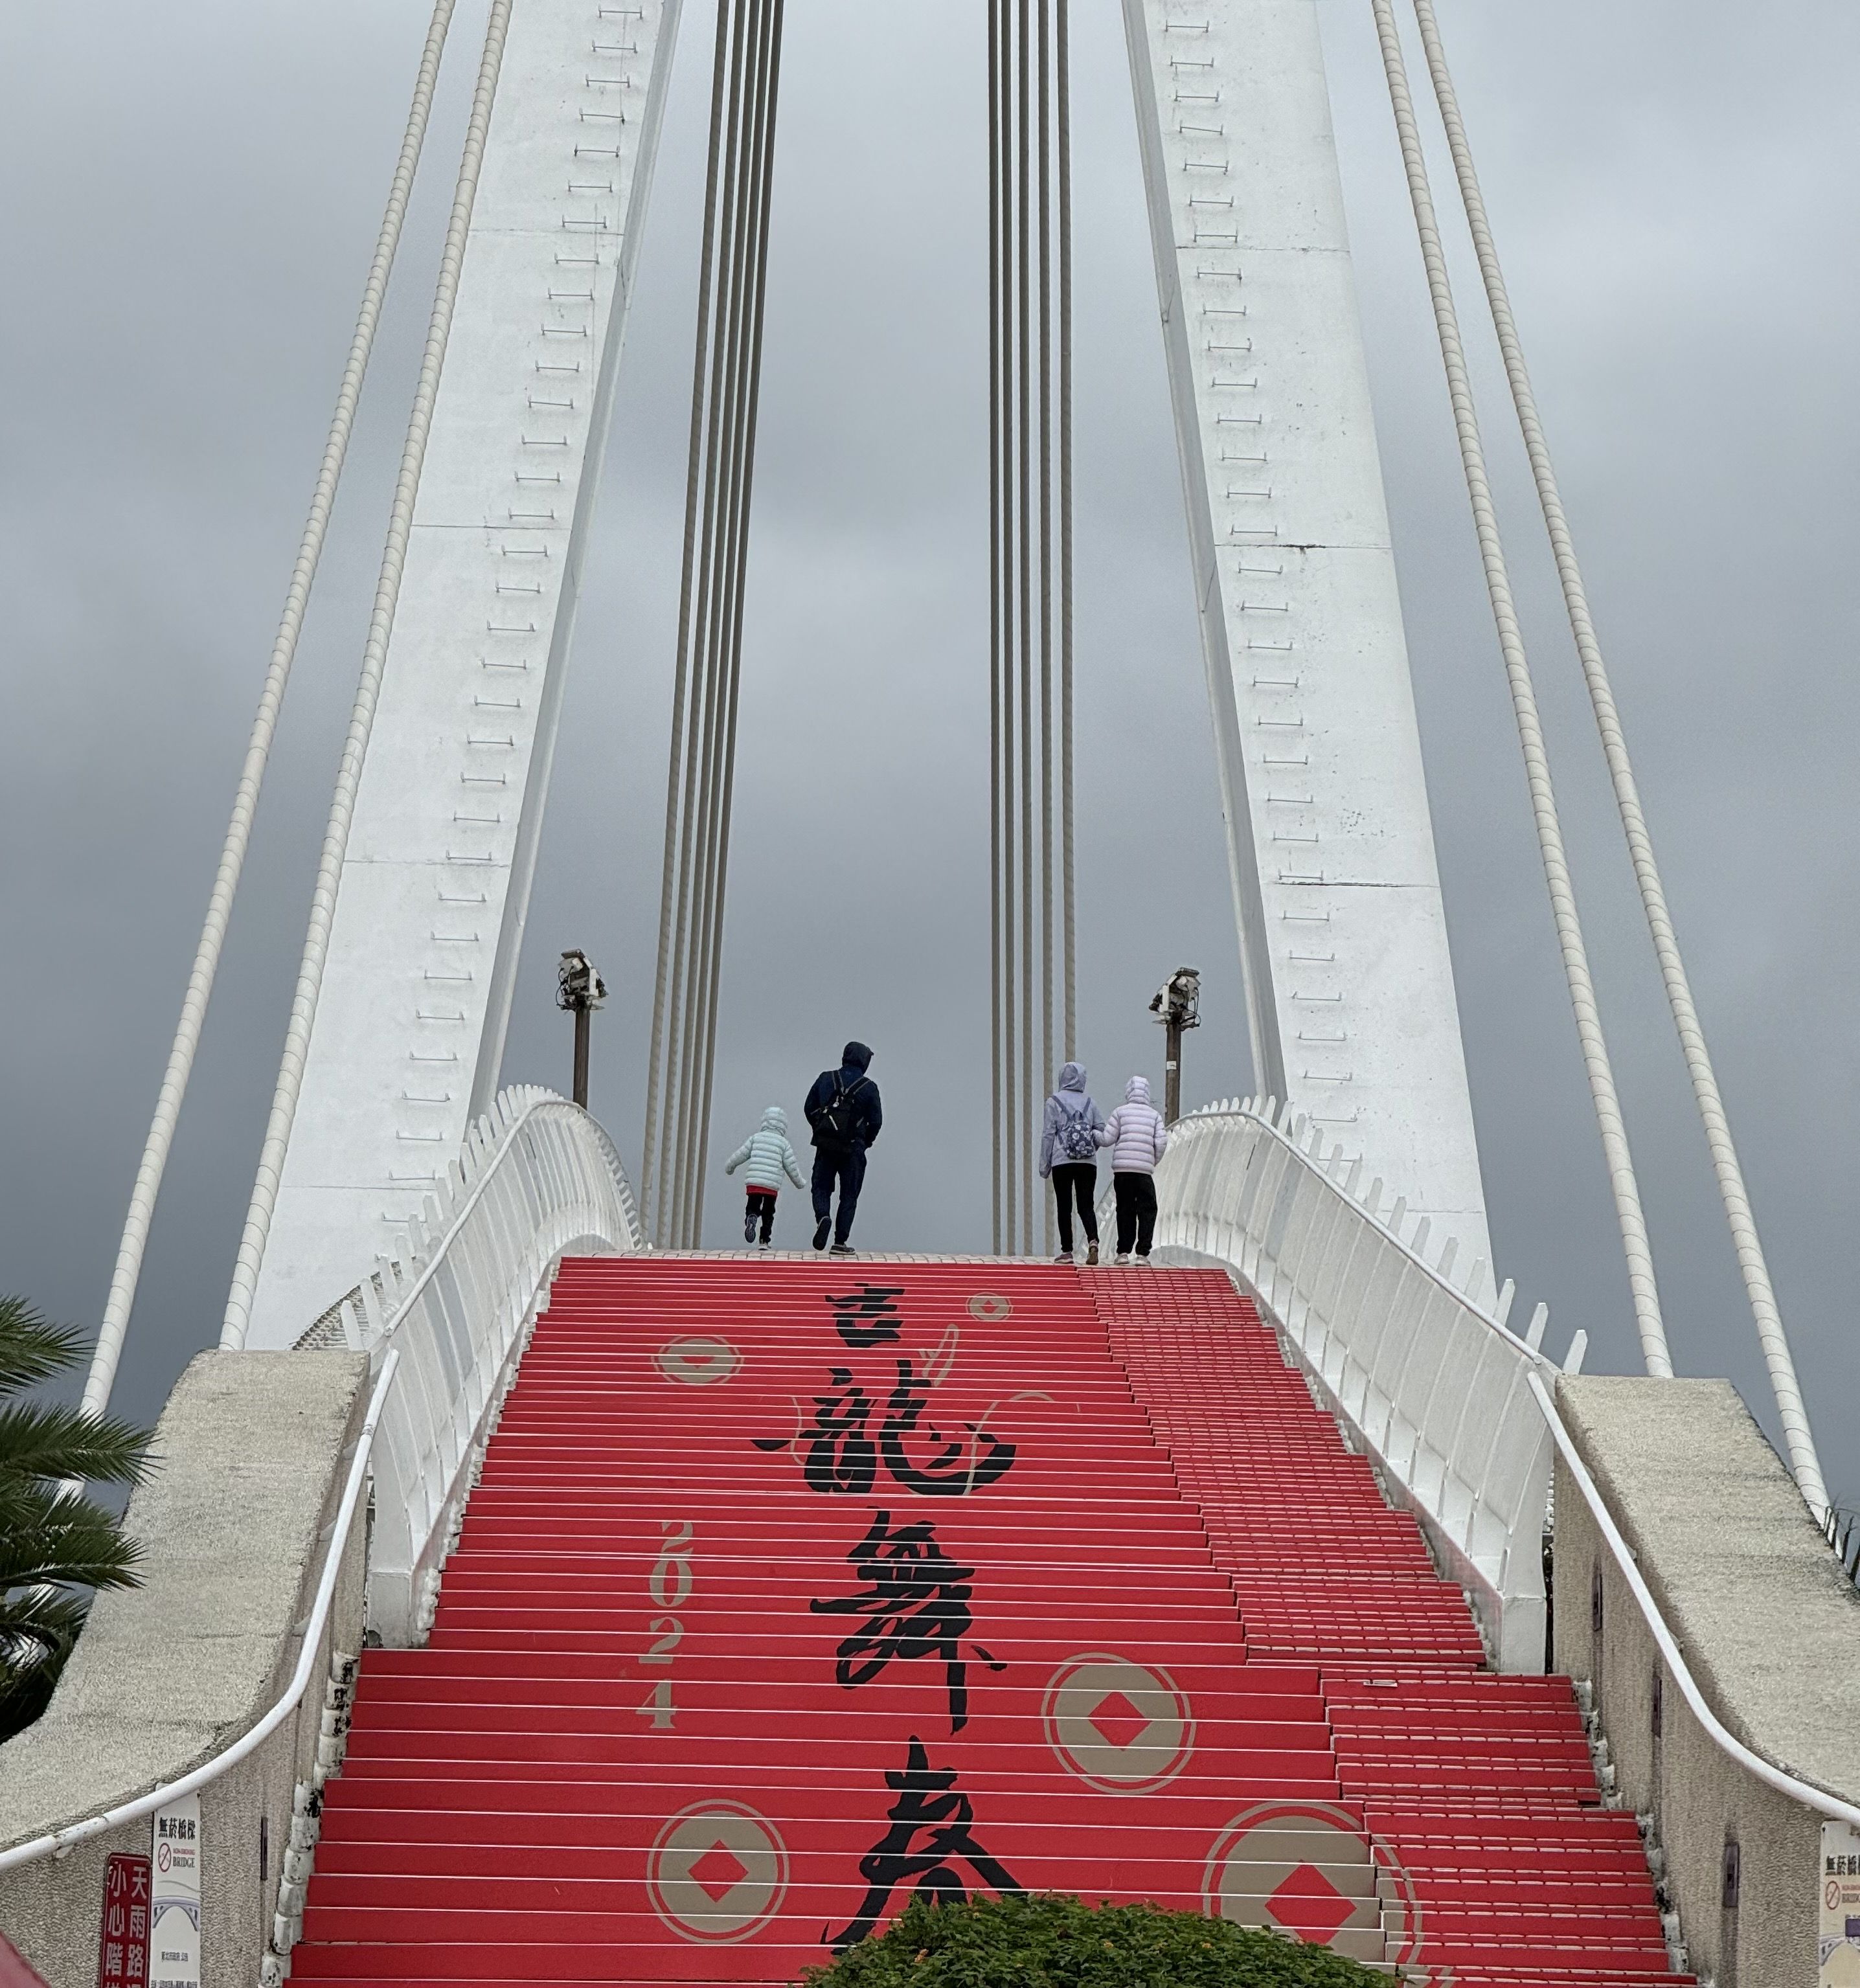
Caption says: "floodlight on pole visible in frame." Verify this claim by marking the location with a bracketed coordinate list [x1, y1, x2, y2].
[556, 949, 607, 1109]
[1149, 966, 1201, 1124]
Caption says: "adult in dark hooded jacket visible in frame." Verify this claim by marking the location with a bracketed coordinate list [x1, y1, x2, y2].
[804, 1041, 882, 1254]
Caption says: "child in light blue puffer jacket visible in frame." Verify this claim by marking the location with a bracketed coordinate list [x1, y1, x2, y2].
[725, 1104, 807, 1248]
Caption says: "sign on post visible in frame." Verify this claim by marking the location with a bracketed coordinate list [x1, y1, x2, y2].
[95, 1853, 150, 1988]
[149, 1795, 201, 1988]
[1823, 1820, 1860, 1987]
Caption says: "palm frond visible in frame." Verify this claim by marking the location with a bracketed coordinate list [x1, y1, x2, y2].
[0, 1587, 90, 1741]
[0, 1402, 153, 1490]
[0, 1298, 85, 1394]
[0, 1485, 144, 1591]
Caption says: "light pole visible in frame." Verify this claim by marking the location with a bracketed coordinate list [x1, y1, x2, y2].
[1149, 966, 1201, 1124]
[556, 950, 607, 1109]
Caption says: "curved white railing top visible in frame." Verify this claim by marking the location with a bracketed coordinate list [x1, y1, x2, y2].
[342, 1085, 642, 1642]
[1151, 1095, 1569, 1673]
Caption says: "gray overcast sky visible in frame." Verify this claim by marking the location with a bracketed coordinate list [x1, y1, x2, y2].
[2, 0, 1855, 1505]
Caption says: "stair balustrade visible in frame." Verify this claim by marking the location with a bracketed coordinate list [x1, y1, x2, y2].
[335, 1085, 642, 1643]
[1151, 1098, 1556, 1671]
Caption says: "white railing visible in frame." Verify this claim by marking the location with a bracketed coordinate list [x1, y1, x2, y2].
[337, 1085, 642, 1642]
[1151, 1097, 1567, 1672]
[0, 1352, 398, 1881]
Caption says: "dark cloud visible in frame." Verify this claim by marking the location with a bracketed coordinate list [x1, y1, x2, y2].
[2, 0, 1854, 1508]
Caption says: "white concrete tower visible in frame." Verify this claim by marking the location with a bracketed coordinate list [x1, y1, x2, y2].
[1124, 0, 1489, 1265]
[245, 0, 681, 1348]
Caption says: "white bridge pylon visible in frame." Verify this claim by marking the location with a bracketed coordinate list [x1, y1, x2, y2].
[244, 0, 683, 1348]
[244, 0, 1487, 1346]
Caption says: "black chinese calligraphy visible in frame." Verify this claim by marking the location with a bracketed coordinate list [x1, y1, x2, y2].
[826, 1284, 905, 1348]
[825, 1736, 1023, 1952]
[754, 1361, 1017, 1498]
[811, 1511, 1004, 1732]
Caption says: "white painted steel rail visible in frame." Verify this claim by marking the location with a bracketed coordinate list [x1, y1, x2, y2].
[0, 1354, 399, 1877]
[1530, 1373, 1860, 1830]
[341, 1087, 641, 1643]
[1150, 1097, 1558, 1671]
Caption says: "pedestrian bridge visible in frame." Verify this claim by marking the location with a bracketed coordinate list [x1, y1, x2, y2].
[4, 0, 1858, 1979]
[5, 1092, 1859, 1985]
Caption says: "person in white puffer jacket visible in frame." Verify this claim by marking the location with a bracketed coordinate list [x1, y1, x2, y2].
[725, 1104, 807, 1249]
[1098, 1074, 1168, 1263]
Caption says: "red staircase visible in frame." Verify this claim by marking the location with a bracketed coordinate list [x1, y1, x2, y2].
[294, 1259, 1684, 1985]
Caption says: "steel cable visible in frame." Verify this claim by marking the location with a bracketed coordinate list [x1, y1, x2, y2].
[646, 0, 786, 1247]
[641, 0, 740, 1245]
[222, 0, 516, 1350]
[1056, 0, 1076, 1065]
[1368, 0, 1671, 1376]
[670, 0, 756, 1241]
[1408, 0, 1826, 1511]
[691, 0, 787, 1233]
[681, 0, 777, 1241]
[988, 0, 1071, 1254]
[82, 0, 459, 1410]
[987, 0, 1006, 1255]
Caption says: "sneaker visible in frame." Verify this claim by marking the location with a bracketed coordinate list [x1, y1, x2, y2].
[758, 1240, 773, 1253]
[1113, 1252, 1131, 1266]
[1135, 1253, 1151, 1266]
[1085, 1242, 1099, 1266]
[743, 1211, 758, 1245]
[813, 1216, 832, 1252]
[830, 1242, 856, 1257]
[1052, 1251, 1072, 1264]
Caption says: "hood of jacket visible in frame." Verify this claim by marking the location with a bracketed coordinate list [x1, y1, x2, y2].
[1056, 1061, 1087, 1094]
[1125, 1074, 1153, 1105]
[841, 1041, 873, 1075]
[760, 1105, 789, 1133]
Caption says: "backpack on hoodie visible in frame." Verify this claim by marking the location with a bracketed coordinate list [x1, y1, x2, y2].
[1056, 1096, 1099, 1162]
[813, 1072, 873, 1148]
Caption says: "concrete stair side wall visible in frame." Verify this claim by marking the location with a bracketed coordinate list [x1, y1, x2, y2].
[1554, 1373, 1860, 1988]
[0, 1351, 370, 1988]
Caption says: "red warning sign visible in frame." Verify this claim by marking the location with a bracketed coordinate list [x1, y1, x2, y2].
[95, 1853, 150, 1988]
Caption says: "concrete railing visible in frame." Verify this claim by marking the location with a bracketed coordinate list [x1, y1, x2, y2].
[1151, 1098, 1565, 1671]
[1547, 1373, 1860, 1988]
[336, 1086, 642, 1643]
[0, 1353, 375, 1988]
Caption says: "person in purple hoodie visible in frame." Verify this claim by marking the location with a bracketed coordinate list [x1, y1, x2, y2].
[1098, 1074, 1168, 1263]
[1038, 1061, 1106, 1265]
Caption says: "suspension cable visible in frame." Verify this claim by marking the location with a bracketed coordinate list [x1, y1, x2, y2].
[641, 0, 739, 1246]
[1369, 0, 1672, 1377]
[988, 0, 1071, 1255]
[221, 0, 516, 1350]
[690, 0, 788, 1231]
[1056, 0, 1076, 1065]
[644, 0, 786, 1247]
[1408, 0, 1826, 1509]
[669, 0, 758, 1241]
[79, 0, 459, 1412]
[988, 0, 1005, 1255]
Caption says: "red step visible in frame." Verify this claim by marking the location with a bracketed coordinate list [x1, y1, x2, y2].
[292, 1259, 1679, 1985]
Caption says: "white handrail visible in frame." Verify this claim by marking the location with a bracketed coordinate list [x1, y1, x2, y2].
[1529, 1373, 1860, 1829]
[1151, 1096, 1557, 1671]
[0, 1352, 398, 1875]
[354, 1087, 641, 1642]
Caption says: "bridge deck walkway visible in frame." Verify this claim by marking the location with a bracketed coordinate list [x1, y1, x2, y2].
[292, 1259, 1684, 1983]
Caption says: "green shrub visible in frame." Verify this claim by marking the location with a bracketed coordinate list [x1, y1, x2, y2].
[799, 1893, 1384, 1988]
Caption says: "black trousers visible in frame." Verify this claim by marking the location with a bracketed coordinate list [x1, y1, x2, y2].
[744, 1187, 777, 1243]
[1050, 1163, 1098, 1252]
[1113, 1171, 1158, 1258]
[811, 1146, 868, 1244]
